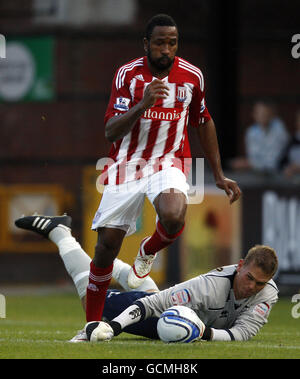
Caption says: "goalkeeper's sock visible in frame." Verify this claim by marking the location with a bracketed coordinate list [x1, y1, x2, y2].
[86, 261, 113, 322]
[143, 221, 185, 256]
[49, 226, 91, 299]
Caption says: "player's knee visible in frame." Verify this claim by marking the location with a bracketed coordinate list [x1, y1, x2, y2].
[160, 211, 185, 235]
[95, 238, 120, 256]
[95, 228, 125, 255]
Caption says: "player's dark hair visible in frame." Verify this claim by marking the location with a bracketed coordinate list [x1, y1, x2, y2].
[145, 14, 178, 41]
[244, 245, 278, 277]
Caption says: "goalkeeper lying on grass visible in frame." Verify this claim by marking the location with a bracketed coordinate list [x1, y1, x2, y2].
[15, 214, 278, 342]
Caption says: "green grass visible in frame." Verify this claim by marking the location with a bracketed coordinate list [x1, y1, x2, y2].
[0, 292, 299, 359]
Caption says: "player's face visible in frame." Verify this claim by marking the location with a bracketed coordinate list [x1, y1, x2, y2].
[234, 260, 272, 300]
[144, 26, 178, 72]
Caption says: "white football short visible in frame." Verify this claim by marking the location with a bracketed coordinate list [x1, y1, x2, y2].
[91, 167, 189, 236]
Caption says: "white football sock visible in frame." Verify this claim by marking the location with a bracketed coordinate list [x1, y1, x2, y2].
[112, 304, 142, 329]
[49, 226, 91, 299]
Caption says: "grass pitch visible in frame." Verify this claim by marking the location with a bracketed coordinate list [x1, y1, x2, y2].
[0, 290, 299, 359]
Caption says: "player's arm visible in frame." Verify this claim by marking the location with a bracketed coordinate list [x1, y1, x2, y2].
[105, 288, 174, 337]
[85, 301, 150, 342]
[107, 276, 207, 337]
[228, 299, 277, 341]
[105, 79, 169, 142]
[196, 118, 242, 204]
[203, 298, 278, 342]
[85, 303, 145, 341]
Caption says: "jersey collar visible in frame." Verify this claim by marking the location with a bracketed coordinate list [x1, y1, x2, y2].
[143, 56, 178, 82]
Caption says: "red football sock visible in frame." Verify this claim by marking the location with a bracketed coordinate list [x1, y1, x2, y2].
[85, 261, 113, 322]
[143, 221, 185, 256]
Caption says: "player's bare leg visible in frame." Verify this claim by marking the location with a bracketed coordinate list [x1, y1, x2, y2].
[154, 189, 187, 234]
[128, 189, 187, 288]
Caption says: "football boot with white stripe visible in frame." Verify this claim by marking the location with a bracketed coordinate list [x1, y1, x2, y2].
[15, 214, 72, 238]
[69, 329, 88, 343]
[127, 237, 156, 289]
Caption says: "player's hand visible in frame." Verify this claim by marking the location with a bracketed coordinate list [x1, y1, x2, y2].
[215, 177, 242, 204]
[89, 321, 114, 342]
[141, 79, 169, 109]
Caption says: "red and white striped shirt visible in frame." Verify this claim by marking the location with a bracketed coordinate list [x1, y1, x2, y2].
[100, 56, 211, 185]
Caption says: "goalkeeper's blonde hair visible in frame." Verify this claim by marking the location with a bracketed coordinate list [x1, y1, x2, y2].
[244, 245, 278, 277]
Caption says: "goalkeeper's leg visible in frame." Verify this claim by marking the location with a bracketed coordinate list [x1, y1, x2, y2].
[48, 225, 90, 308]
[15, 214, 158, 309]
[49, 226, 159, 308]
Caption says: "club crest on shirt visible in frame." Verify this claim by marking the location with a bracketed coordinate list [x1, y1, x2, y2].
[114, 97, 130, 111]
[171, 289, 191, 305]
[176, 86, 187, 102]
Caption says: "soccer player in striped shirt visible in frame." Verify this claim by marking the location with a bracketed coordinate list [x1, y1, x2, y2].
[85, 14, 241, 327]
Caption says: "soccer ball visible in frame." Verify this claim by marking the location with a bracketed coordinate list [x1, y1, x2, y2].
[157, 305, 205, 343]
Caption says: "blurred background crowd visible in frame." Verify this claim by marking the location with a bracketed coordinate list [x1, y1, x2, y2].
[0, 0, 299, 295]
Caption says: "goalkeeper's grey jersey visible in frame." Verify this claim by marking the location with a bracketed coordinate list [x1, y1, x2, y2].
[138, 265, 278, 341]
